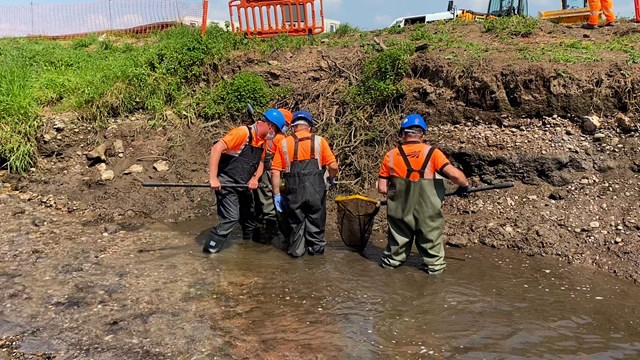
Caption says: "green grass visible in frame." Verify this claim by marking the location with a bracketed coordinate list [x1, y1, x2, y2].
[348, 45, 413, 108]
[517, 34, 640, 64]
[2, 21, 639, 173]
[484, 16, 539, 37]
[0, 26, 293, 173]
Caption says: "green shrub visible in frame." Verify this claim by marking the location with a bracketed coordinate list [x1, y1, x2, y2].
[349, 47, 412, 107]
[197, 72, 285, 121]
[333, 23, 360, 37]
[484, 16, 539, 37]
[385, 25, 406, 35]
[71, 35, 98, 49]
[146, 26, 210, 84]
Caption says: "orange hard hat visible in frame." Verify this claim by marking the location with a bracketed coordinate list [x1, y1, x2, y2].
[278, 108, 293, 125]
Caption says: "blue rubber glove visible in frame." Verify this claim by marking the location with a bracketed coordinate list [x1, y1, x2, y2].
[274, 194, 285, 213]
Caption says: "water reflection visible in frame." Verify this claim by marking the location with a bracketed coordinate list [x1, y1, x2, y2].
[165, 217, 640, 359]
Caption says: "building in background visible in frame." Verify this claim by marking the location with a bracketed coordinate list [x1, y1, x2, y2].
[179, 16, 237, 30]
[323, 18, 340, 33]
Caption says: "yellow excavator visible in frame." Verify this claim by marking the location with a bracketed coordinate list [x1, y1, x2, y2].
[388, 0, 526, 27]
[389, 0, 589, 28]
[539, 0, 590, 24]
[482, 0, 590, 24]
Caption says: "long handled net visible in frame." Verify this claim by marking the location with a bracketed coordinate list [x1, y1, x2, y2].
[335, 195, 381, 252]
[334, 182, 515, 252]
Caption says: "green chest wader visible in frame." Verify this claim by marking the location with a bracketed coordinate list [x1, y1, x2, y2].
[282, 134, 327, 257]
[381, 145, 447, 274]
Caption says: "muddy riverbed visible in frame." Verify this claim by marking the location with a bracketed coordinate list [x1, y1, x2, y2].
[2, 191, 640, 359]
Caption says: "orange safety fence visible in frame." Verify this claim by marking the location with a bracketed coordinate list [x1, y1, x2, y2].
[636, 0, 640, 23]
[228, 0, 324, 38]
[0, 0, 203, 39]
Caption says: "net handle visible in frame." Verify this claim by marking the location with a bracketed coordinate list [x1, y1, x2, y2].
[377, 182, 514, 206]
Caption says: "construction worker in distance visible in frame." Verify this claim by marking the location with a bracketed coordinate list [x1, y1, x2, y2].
[270, 111, 339, 257]
[377, 114, 471, 274]
[582, 0, 616, 29]
[203, 108, 286, 254]
[254, 108, 293, 244]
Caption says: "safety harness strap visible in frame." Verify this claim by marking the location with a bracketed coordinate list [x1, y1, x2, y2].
[291, 133, 313, 162]
[396, 144, 434, 179]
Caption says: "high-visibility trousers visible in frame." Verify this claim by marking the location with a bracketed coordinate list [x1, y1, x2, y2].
[588, 0, 616, 26]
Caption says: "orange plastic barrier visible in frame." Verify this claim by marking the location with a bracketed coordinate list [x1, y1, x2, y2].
[228, 0, 324, 38]
[636, 0, 640, 23]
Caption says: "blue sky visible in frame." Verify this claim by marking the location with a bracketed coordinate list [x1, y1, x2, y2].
[4, 0, 638, 30]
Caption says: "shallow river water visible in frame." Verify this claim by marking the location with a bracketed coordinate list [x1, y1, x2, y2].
[162, 217, 640, 359]
[3, 210, 640, 360]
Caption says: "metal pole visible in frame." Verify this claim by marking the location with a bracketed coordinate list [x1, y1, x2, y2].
[175, 0, 181, 22]
[30, 2, 34, 35]
[201, 0, 208, 36]
[108, 0, 113, 30]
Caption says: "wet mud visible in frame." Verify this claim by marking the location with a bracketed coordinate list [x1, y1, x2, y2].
[2, 195, 640, 359]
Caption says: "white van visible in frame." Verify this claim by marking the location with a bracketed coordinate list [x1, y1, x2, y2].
[388, 10, 465, 28]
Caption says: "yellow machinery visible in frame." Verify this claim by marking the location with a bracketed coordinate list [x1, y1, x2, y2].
[389, 0, 590, 28]
[388, 0, 524, 28]
[539, 0, 590, 24]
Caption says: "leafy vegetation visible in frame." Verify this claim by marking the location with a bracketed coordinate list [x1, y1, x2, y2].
[2, 20, 639, 173]
[348, 46, 413, 108]
[484, 16, 539, 37]
[333, 23, 361, 37]
[0, 26, 290, 172]
[198, 72, 290, 121]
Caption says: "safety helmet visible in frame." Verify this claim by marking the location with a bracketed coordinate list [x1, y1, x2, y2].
[263, 108, 286, 131]
[292, 111, 313, 126]
[278, 108, 293, 125]
[400, 114, 427, 131]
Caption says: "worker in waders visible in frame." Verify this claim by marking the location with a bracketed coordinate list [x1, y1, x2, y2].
[377, 114, 470, 274]
[582, 0, 616, 29]
[203, 108, 287, 254]
[271, 111, 339, 257]
[254, 108, 293, 244]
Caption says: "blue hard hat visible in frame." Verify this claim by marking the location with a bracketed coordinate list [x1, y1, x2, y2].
[292, 111, 314, 126]
[400, 114, 427, 131]
[263, 108, 286, 131]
